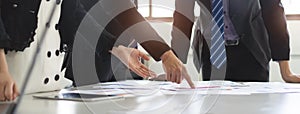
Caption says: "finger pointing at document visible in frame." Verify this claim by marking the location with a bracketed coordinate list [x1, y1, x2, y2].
[160, 50, 195, 88]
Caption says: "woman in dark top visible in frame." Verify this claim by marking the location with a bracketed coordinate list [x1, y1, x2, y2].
[0, 0, 73, 101]
[0, 0, 42, 101]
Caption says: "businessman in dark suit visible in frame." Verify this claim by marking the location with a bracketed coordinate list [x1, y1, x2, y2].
[58, 0, 194, 87]
[171, 0, 300, 82]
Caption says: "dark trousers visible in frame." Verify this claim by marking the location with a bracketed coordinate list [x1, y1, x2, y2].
[201, 40, 269, 82]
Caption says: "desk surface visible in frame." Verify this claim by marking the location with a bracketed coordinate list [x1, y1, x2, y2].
[14, 91, 300, 114]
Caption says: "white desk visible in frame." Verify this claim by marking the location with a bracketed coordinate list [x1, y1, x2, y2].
[15, 90, 300, 114]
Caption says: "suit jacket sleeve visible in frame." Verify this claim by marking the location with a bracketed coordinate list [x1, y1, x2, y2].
[104, 7, 171, 61]
[260, 0, 290, 61]
[171, 0, 195, 63]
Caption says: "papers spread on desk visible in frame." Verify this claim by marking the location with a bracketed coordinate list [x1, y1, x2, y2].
[61, 80, 173, 97]
[161, 81, 300, 95]
[242, 82, 300, 94]
[160, 81, 251, 95]
[59, 80, 300, 96]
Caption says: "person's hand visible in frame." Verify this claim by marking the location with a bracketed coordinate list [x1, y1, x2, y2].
[278, 61, 300, 83]
[110, 45, 156, 78]
[160, 50, 195, 88]
[0, 71, 19, 101]
[282, 73, 300, 83]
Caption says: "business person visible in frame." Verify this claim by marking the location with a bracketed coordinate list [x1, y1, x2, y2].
[171, 0, 300, 82]
[57, 0, 195, 86]
[0, 0, 42, 101]
[0, 0, 76, 101]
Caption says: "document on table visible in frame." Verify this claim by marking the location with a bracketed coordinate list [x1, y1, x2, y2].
[243, 82, 300, 94]
[61, 80, 174, 97]
[160, 81, 300, 95]
[160, 81, 251, 95]
[60, 80, 300, 96]
[93, 80, 173, 89]
[60, 89, 129, 95]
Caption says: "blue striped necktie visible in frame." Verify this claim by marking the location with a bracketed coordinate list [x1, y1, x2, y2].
[210, 0, 227, 69]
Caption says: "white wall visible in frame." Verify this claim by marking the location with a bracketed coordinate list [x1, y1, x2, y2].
[143, 20, 300, 82]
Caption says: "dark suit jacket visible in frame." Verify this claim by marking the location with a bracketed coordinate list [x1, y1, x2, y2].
[172, 0, 290, 80]
[58, 0, 171, 86]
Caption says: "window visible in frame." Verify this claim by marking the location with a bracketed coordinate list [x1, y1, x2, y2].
[135, 0, 173, 22]
[282, 0, 300, 15]
[135, 0, 300, 21]
[282, 0, 300, 20]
